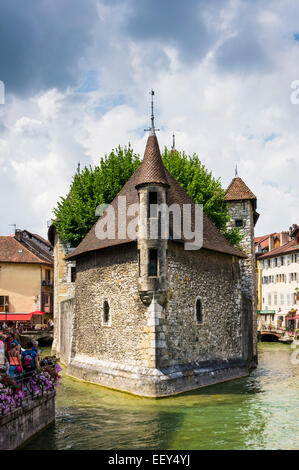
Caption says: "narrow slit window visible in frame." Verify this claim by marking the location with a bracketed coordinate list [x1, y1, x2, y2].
[138, 250, 141, 277]
[148, 192, 158, 218]
[103, 301, 110, 324]
[148, 249, 158, 277]
[195, 298, 203, 324]
[71, 266, 76, 283]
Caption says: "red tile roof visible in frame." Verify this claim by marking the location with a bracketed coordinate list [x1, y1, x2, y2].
[0, 236, 52, 264]
[66, 135, 246, 260]
[258, 239, 299, 259]
[225, 177, 256, 202]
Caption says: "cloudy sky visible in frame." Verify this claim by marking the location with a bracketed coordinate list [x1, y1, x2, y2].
[0, 0, 299, 238]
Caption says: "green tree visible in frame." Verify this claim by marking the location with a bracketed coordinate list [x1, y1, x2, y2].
[53, 145, 141, 246]
[162, 148, 242, 246]
[53, 145, 242, 247]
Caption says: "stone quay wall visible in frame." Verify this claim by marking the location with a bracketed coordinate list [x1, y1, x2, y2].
[0, 391, 55, 450]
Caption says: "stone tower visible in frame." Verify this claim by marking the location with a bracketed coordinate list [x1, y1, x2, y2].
[225, 177, 259, 365]
[135, 134, 169, 307]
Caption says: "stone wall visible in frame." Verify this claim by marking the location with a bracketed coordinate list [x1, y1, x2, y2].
[226, 200, 257, 364]
[155, 244, 243, 368]
[0, 391, 55, 450]
[66, 242, 249, 397]
[52, 232, 75, 356]
[59, 297, 75, 365]
[70, 244, 149, 367]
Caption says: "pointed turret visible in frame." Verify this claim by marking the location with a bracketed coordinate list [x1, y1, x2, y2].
[225, 177, 257, 209]
[135, 135, 169, 189]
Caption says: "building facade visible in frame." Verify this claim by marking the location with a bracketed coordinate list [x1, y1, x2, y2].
[256, 225, 299, 330]
[0, 231, 54, 325]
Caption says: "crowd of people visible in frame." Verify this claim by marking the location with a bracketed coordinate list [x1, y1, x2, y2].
[0, 319, 53, 333]
[0, 331, 40, 379]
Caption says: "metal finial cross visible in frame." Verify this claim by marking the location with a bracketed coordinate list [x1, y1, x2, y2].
[144, 89, 160, 135]
[235, 164, 238, 177]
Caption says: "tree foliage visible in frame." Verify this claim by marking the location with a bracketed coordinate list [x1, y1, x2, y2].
[53, 145, 141, 246]
[162, 148, 243, 246]
[53, 145, 242, 248]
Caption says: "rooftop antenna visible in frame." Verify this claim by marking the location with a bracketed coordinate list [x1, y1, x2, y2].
[235, 164, 238, 177]
[144, 89, 160, 136]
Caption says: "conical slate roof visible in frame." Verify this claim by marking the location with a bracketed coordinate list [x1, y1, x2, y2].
[66, 135, 246, 260]
[135, 135, 168, 188]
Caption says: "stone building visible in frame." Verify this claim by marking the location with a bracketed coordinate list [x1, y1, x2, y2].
[49, 127, 258, 397]
[225, 177, 259, 365]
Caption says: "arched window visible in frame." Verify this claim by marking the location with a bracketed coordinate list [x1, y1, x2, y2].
[103, 300, 110, 325]
[195, 297, 203, 324]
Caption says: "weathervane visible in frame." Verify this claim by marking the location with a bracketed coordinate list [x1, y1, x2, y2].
[144, 89, 160, 135]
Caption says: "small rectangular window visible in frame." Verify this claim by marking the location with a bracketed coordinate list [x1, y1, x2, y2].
[148, 249, 158, 277]
[71, 266, 76, 283]
[148, 192, 158, 218]
[235, 219, 243, 227]
[0, 296, 9, 313]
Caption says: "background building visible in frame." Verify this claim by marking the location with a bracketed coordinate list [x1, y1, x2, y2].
[0, 230, 54, 325]
[256, 225, 299, 330]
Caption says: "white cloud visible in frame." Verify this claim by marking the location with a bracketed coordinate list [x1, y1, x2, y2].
[0, 0, 299, 239]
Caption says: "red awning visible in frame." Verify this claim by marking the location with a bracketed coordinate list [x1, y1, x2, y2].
[30, 311, 45, 315]
[0, 313, 33, 321]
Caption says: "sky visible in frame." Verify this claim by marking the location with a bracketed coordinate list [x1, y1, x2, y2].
[0, 0, 299, 239]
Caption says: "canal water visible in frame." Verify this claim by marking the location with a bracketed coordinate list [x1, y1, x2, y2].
[23, 343, 299, 450]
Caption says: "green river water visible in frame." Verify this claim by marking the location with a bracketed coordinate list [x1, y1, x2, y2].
[23, 343, 299, 450]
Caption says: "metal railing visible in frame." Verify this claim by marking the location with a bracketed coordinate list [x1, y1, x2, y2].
[0, 357, 58, 416]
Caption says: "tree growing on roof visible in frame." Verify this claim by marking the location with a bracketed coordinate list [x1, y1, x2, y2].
[53, 145, 242, 247]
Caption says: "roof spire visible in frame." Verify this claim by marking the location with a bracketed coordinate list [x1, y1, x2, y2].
[77, 161, 81, 174]
[172, 133, 175, 150]
[144, 89, 160, 136]
[235, 163, 238, 177]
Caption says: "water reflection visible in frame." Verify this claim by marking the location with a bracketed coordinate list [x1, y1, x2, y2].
[23, 343, 299, 450]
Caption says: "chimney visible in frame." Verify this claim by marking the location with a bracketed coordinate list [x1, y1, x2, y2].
[268, 234, 274, 252]
[280, 232, 289, 246]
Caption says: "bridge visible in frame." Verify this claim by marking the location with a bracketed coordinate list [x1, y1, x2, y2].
[17, 331, 53, 348]
[258, 329, 293, 343]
